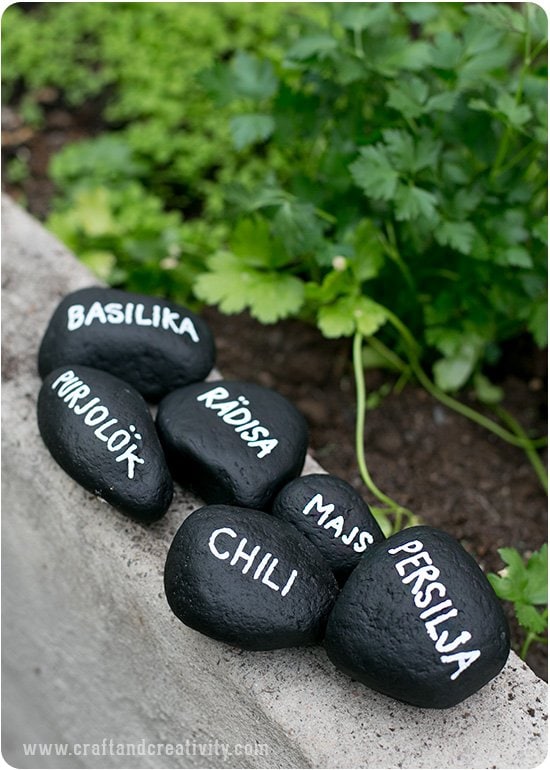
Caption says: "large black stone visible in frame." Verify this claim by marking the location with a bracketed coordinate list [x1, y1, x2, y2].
[271, 473, 385, 581]
[324, 526, 510, 709]
[156, 380, 309, 510]
[37, 365, 173, 522]
[164, 504, 339, 650]
[38, 287, 216, 401]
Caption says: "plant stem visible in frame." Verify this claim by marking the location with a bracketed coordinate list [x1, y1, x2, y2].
[520, 608, 548, 659]
[313, 206, 337, 224]
[493, 405, 548, 494]
[353, 331, 416, 532]
[520, 630, 536, 660]
[367, 336, 408, 372]
[353, 27, 365, 59]
[382, 222, 416, 293]
[384, 308, 548, 452]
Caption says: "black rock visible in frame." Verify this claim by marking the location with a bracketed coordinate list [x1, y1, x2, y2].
[164, 504, 339, 649]
[156, 380, 309, 509]
[38, 287, 216, 401]
[271, 474, 385, 581]
[37, 365, 173, 522]
[324, 526, 510, 709]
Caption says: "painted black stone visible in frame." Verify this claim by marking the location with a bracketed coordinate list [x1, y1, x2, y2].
[164, 504, 339, 650]
[156, 380, 309, 510]
[324, 526, 510, 709]
[38, 287, 216, 401]
[37, 365, 173, 522]
[271, 474, 385, 582]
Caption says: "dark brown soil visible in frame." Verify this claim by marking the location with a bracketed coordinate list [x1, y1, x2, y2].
[3, 103, 548, 682]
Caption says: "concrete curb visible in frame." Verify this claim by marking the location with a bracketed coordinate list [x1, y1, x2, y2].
[2, 195, 547, 769]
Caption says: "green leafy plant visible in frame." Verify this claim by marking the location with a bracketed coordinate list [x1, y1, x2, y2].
[47, 180, 221, 301]
[198, 2, 547, 384]
[195, 2, 548, 521]
[3, 2, 321, 304]
[488, 545, 548, 659]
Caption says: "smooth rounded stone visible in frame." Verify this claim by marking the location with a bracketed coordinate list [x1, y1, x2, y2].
[156, 380, 309, 510]
[271, 474, 385, 581]
[164, 504, 339, 650]
[38, 287, 216, 401]
[324, 525, 510, 709]
[37, 365, 173, 522]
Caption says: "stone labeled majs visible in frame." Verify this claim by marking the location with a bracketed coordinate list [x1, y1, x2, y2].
[272, 473, 385, 581]
[164, 504, 339, 649]
[37, 365, 173, 521]
[38, 287, 216, 400]
[156, 380, 308, 509]
[324, 526, 510, 708]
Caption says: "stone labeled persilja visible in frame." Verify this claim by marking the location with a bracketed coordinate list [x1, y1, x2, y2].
[324, 526, 510, 709]
[38, 287, 216, 401]
[164, 504, 339, 650]
[272, 473, 385, 581]
[37, 365, 173, 522]
[156, 380, 309, 510]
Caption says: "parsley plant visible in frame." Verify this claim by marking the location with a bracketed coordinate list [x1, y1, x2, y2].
[488, 545, 548, 659]
[196, 2, 548, 515]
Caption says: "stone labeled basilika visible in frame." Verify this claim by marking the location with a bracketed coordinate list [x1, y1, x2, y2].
[324, 526, 510, 709]
[156, 380, 309, 510]
[37, 365, 173, 522]
[164, 504, 339, 649]
[38, 287, 216, 400]
[272, 473, 385, 581]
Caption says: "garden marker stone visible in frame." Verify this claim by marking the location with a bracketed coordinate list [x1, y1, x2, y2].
[164, 504, 339, 649]
[271, 474, 385, 581]
[37, 365, 173, 522]
[38, 287, 216, 401]
[324, 525, 510, 709]
[156, 380, 309, 510]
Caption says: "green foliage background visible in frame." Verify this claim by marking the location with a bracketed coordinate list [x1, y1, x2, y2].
[3, 1, 547, 393]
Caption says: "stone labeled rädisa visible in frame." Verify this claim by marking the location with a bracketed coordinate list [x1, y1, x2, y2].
[38, 287, 216, 400]
[272, 473, 385, 580]
[156, 380, 308, 509]
[324, 526, 510, 708]
[37, 365, 173, 521]
[164, 504, 339, 649]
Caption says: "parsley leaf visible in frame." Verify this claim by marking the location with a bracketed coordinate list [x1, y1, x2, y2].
[515, 604, 547, 635]
[435, 220, 476, 255]
[349, 146, 398, 201]
[286, 34, 338, 61]
[488, 545, 548, 607]
[245, 272, 305, 323]
[230, 114, 275, 150]
[386, 78, 429, 119]
[394, 183, 438, 222]
[194, 253, 252, 315]
[229, 216, 288, 268]
[527, 296, 548, 348]
[488, 544, 548, 638]
[272, 200, 325, 257]
[230, 51, 278, 101]
[496, 93, 532, 129]
[334, 3, 393, 33]
[350, 219, 385, 280]
[194, 252, 304, 323]
[318, 295, 388, 338]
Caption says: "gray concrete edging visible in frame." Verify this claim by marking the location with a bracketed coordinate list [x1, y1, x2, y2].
[2, 195, 547, 769]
